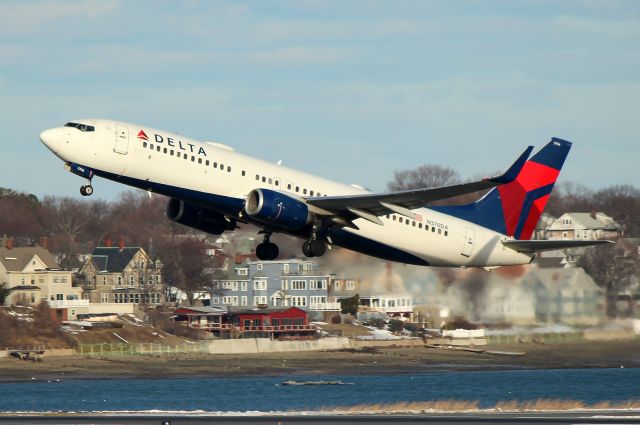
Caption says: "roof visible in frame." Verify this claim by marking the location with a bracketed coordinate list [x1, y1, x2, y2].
[175, 306, 226, 315]
[10, 285, 41, 291]
[549, 212, 622, 231]
[227, 306, 305, 315]
[0, 247, 59, 272]
[89, 247, 143, 272]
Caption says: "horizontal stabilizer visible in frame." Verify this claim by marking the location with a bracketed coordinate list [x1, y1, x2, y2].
[502, 239, 614, 253]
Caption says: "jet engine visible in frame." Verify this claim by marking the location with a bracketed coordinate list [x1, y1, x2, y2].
[166, 198, 236, 235]
[244, 188, 312, 230]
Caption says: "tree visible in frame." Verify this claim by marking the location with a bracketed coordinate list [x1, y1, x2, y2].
[0, 282, 10, 305]
[159, 237, 213, 306]
[579, 240, 640, 317]
[387, 164, 460, 192]
[339, 294, 360, 315]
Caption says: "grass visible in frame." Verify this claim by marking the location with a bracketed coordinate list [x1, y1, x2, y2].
[322, 399, 640, 414]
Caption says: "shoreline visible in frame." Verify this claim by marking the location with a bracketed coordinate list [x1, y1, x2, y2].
[1, 339, 639, 384]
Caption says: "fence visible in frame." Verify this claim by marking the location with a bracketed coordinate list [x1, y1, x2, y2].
[487, 332, 584, 345]
[75, 342, 209, 357]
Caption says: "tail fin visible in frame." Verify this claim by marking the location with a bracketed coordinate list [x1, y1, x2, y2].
[432, 138, 571, 240]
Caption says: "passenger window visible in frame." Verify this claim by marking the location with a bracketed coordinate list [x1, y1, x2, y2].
[310, 190, 314, 196]
[268, 178, 272, 184]
[303, 189, 307, 195]
[438, 228, 442, 235]
[191, 156, 195, 162]
[220, 164, 224, 169]
[275, 180, 279, 186]
[183, 154, 187, 159]
[432, 227, 435, 232]
[287, 184, 292, 190]
[399, 218, 403, 224]
[206, 160, 210, 166]
[143, 142, 148, 148]
[150, 144, 154, 150]
[393, 216, 396, 221]
[198, 158, 202, 164]
[256, 175, 260, 181]
[295, 186, 299, 192]
[163, 148, 167, 154]
[214, 162, 218, 168]
[170, 150, 174, 156]
[445, 231, 448, 237]
[157, 146, 161, 152]
[412, 221, 416, 227]
[262, 177, 266, 183]
[227, 166, 231, 172]
[242, 171, 246, 176]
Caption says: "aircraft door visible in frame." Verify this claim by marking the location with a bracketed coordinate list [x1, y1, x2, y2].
[461, 227, 475, 257]
[114, 125, 129, 154]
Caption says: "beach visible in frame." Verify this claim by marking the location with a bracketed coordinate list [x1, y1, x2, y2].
[1, 339, 639, 383]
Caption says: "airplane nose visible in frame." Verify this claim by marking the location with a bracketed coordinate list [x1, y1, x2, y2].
[39, 127, 62, 153]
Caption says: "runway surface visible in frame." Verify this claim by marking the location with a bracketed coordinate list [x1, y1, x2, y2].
[1, 412, 640, 425]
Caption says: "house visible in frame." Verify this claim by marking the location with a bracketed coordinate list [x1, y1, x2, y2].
[208, 259, 341, 319]
[0, 244, 84, 312]
[330, 278, 413, 319]
[525, 267, 605, 326]
[78, 245, 164, 306]
[174, 306, 315, 339]
[546, 212, 623, 241]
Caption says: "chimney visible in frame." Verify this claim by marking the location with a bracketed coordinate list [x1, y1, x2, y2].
[590, 211, 597, 220]
[104, 237, 112, 247]
[118, 237, 125, 251]
[5, 238, 12, 250]
[39, 236, 48, 250]
[235, 252, 243, 265]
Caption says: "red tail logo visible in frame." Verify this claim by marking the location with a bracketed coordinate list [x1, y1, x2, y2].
[137, 130, 149, 141]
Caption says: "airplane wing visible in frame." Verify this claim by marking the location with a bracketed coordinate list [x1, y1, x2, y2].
[305, 146, 533, 227]
[501, 239, 614, 253]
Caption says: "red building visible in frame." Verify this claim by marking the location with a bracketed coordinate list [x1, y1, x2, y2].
[174, 306, 316, 340]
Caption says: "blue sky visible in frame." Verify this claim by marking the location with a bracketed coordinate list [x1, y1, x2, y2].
[1, 0, 638, 200]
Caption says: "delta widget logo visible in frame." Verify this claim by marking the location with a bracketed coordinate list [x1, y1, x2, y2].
[137, 130, 149, 141]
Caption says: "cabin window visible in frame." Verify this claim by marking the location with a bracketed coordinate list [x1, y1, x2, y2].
[287, 183, 292, 190]
[191, 156, 195, 162]
[399, 217, 403, 223]
[206, 160, 210, 166]
[432, 227, 435, 232]
[198, 158, 202, 164]
[310, 190, 314, 196]
[445, 230, 448, 236]
[214, 162, 218, 168]
[150, 144, 154, 150]
[227, 166, 231, 172]
[220, 163, 224, 169]
[143, 142, 147, 148]
[256, 174, 260, 180]
[419, 223, 423, 229]
[295, 186, 299, 192]
[157, 146, 161, 152]
[303, 188, 307, 195]
[262, 176, 266, 183]
[392, 215, 396, 221]
[163, 148, 167, 154]
[412, 221, 416, 227]
[268, 178, 273, 184]
[438, 228, 442, 235]
[242, 170, 246, 176]
[170, 150, 174, 156]
[406, 220, 410, 226]
[183, 154, 187, 159]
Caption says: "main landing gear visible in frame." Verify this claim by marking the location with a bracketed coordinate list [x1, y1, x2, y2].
[256, 230, 279, 261]
[302, 237, 327, 258]
[80, 182, 94, 196]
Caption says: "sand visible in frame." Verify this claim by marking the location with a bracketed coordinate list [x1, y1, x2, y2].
[1, 339, 639, 383]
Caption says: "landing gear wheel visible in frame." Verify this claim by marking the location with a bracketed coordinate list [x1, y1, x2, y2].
[256, 242, 279, 261]
[80, 185, 93, 196]
[302, 239, 327, 257]
[302, 241, 313, 257]
[309, 239, 327, 257]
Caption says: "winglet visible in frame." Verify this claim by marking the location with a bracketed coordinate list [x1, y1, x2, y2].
[488, 146, 534, 184]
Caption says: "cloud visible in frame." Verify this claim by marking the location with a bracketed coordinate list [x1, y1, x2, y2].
[553, 15, 640, 38]
[249, 46, 353, 66]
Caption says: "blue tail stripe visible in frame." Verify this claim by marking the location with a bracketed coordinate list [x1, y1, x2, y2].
[513, 183, 555, 239]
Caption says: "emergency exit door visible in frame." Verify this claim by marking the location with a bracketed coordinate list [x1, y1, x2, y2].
[461, 227, 475, 257]
[114, 125, 129, 154]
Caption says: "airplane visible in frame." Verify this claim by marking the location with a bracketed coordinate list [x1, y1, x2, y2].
[39, 119, 611, 268]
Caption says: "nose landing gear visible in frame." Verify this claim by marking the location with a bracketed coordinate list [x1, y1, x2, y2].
[80, 184, 94, 196]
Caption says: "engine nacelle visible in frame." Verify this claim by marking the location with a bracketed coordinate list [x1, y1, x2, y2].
[166, 198, 236, 235]
[244, 188, 312, 230]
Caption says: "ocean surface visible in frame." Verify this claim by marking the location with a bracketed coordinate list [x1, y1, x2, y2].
[0, 368, 638, 413]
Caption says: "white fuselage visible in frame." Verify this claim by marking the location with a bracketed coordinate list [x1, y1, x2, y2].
[40, 119, 533, 267]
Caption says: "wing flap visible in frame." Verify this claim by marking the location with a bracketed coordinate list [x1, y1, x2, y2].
[502, 239, 614, 253]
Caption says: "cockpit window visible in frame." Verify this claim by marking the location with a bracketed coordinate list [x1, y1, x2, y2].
[64, 122, 95, 132]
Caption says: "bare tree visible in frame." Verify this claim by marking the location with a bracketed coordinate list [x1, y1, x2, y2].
[387, 164, 461, 192]
[579, 239, 640, 317]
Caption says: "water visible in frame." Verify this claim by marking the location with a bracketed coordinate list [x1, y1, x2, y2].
[0, 368, 638, 413]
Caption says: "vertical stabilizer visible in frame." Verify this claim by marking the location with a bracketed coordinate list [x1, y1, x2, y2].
[432, 138, 571, 240]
